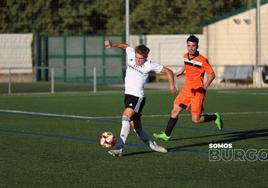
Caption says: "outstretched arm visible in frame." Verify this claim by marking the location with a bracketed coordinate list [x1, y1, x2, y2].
[161, 66, 177, 94]
[105, 40, 129, 49]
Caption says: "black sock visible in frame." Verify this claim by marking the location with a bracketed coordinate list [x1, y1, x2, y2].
[165, 117, 178, 136]
[203, 114, 217, 122]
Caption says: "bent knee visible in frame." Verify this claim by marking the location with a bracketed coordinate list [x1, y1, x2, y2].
[192, 119, 201, 124]
[171, 108, 181, 117]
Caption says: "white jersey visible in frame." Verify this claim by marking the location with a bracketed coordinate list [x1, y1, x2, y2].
[124, 47, 163, 97]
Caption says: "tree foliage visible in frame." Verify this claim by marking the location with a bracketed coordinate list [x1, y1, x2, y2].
[0, 0, 254, 35]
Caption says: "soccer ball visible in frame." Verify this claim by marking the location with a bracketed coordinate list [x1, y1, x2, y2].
[100, 132, 116, 148]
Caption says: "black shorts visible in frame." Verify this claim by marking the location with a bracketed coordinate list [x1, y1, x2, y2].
[124, 94, 146, 114]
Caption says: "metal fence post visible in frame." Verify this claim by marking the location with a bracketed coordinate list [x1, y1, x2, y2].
[8, 68, 11, 95]
[51, 67, 54, 94]
[93, 67, 97, 93]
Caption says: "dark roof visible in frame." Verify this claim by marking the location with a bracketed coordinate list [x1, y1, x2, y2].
[203, 0, 268, 26]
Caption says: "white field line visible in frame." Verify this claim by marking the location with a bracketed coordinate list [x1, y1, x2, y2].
[0, 109, 268, 120]
[0, 109, 116, 120]
[217, 91, 268, 95]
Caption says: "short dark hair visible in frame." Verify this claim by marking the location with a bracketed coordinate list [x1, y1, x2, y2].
[187, 35, 199, 44]
[135, 45, 150, 58]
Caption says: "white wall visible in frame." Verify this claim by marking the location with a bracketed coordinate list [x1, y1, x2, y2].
[203, 3, 268, 66]
[130, 34, 206, 72]
[0, 34, 33, 74]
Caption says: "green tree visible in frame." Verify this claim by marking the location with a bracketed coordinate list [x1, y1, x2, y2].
[129, 0, 252, 34]
[0, 0, 255, 35]
[94, 0, 125, 34]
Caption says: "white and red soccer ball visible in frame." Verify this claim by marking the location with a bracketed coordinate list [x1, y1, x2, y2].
[100, 132, 116, 148]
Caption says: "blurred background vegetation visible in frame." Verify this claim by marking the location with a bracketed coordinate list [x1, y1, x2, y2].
[0, 0, 254, 35]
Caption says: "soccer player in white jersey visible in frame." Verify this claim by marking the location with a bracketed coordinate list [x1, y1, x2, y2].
[105, 40, 177, 157]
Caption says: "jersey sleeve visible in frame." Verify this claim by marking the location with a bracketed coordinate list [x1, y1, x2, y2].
[203, 59, 214, 74]
[149, 61, 164, 73]
[126, 46, 134, 54]
[125, 47, 135, 65]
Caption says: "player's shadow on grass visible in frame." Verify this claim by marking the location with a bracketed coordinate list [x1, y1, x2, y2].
[168, 128, 268, 152]
[170, 132, 230, 141]
[123, 129, 268, 156]
[123, 150, 155, 157]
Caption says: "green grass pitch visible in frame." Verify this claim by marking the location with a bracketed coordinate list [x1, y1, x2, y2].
[0, 88, 267, 188]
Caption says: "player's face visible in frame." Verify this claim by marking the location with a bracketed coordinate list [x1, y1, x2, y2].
[187, 41, 198, 56]
[135, 53, 146, 65]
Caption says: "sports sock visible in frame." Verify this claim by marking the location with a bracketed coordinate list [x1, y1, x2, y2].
[136, 128, 150, 146]
[165, 117, 178, 136]
[117, 116, 131, 149]
[203, 114, 217, 122]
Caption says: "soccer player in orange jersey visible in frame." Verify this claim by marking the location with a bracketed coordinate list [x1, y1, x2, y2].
[153, 35, 223, 141]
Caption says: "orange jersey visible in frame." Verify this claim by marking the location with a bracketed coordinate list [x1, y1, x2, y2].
[174, 52, 214, 115]
[182, 52, 214, 90]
